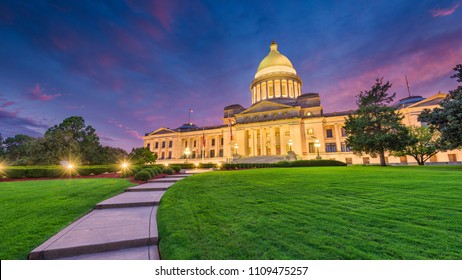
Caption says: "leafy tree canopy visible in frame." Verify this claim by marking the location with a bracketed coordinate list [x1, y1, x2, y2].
[129, 147, 157, 165]
[344, 78, 410, 166]
[419, 64, 462, 150]
[393, 126, 440, 165]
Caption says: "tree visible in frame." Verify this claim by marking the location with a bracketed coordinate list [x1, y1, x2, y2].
[393, 126, 440, 165]
[92, 146, 129, 164]
[0, 133, 4, 159]
[419, 64, 462, 149]
[3, 134, 36, 165]
[129, 147, 157, 165]
[344, 78, 410, 166]
[44, 116, 101, 164]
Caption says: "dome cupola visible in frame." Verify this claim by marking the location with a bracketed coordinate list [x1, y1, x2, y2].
[250, 41, 303, 105]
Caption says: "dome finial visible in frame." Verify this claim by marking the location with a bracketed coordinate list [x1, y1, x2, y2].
[270, 40, 278, 52]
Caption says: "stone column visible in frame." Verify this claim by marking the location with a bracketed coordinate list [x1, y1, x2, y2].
[270, 127, 276, 155]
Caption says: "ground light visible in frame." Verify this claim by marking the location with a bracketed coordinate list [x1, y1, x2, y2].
[195, 162, 199, 169]
[63, 162, 76, 177]
[120, 161, 131, 176]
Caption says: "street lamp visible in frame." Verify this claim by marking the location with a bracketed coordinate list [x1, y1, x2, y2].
[184, 147, 191, 162]
[288, 139, 293, 152]
[234, 143, 239, 155]
[314, 139, 322, 160]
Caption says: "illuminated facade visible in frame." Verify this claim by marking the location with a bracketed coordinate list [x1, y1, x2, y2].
[144, 41, 461, 165]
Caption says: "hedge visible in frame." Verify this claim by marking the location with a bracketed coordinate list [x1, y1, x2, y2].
[134, 170, 152, 181]
[220, 160, 346, 170]
[3, 165, 119, 179]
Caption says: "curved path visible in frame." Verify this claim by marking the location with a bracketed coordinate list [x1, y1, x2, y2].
[28, 172, 198, 260]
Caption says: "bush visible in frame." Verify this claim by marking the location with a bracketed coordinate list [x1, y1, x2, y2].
[77, 165, 117, 176]
[5, 167, 62, 179]
[171, 166, 181, 173]
[289, 160, 347, 167]
[276, 161, 291, 167]
[134, 170, 152, 181]
[161, 167, 174, 175]
[147, 168, 159, 177]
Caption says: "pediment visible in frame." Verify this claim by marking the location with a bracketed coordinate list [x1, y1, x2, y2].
[407, 93, 447, 108]
[238, 100, 295, 115]
[148, 127, 176, 136]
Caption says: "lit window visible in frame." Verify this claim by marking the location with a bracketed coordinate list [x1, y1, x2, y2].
[326, 129, 333, 138]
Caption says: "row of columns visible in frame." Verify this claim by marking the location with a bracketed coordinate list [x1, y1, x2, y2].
[251, 78, 302, 104]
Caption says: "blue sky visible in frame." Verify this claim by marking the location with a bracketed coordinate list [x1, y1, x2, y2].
[1, 0, 461, 150]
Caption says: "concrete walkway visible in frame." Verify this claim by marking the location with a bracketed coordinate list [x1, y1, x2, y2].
[28, 173, 196, 260]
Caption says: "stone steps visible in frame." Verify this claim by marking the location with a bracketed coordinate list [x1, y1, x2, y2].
[28, 172, 210, 260]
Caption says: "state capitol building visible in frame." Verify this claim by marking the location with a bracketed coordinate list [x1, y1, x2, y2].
[144, 41, 460, 165]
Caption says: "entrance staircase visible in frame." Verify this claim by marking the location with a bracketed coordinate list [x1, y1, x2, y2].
[232, 155, 286, 164]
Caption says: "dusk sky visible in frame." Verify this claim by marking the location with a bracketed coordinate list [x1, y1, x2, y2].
[1, 0, 461, 151]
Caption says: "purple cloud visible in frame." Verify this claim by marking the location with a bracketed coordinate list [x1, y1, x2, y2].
[29, 83, 62, 101]
[431, 3, 460, 17]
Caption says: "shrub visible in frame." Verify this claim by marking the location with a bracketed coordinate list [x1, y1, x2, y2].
[161, 167, 174, 175]
[171, 166, 181, 173]
[276, 161, 290, 167]
[134, 170, 152, 181]
[147, 168, 158, 177]
[289, 160, 347, 167]
[77, 165, 117, 176]
[5, 167, 62, 179]
[152, 165, 163, 173]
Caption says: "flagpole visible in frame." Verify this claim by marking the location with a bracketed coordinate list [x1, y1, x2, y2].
[202, 119, 205, 164]
[405, 75, 411, 98]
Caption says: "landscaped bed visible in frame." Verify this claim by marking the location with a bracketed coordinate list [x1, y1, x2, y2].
[158, 166, 462, 259]
[0, 178, 135, 259]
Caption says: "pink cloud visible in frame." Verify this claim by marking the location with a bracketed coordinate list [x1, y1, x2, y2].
[29, 83, 62, 101]
[430, 3, 460, 17]
[319, 42, 462, 113]
[150, 1, 176, 31]
[108, 119, 144, 140]
[0, 100, 15, 108]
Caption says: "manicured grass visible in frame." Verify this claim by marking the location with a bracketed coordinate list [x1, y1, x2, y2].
[0, 179, 135, 259]
[158, 166, 462, 259]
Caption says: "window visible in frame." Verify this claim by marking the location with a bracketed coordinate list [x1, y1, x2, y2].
[162, 141, 166, 148]
[146, 143, 151, 150]
[211, 139, 216, 146]
[160, 152, 165, 160]
[192, 151, 196, 159]
[307, 129, 314, 135]
[221, 137, 224, 145]
[308, 142, 315, 153]
[169, 141, 172, 148]
[168, 151, 172, 159]
[400, 156, 408, 163]
[219, 149, 223, 157]
[341, 127, 348, 137]
[184, 141, 188, 148]
[326, 129, 333, 138]
[155, 142, 159, 149]
[325, 143, 337, 153]
[345, 158, 353, 165]
[363, 157, 370, 164]
[194, 140, 197, 147]
[210, 150, 215, 158]
[341, 142, 352, 152]
[448, 154, 457, 162]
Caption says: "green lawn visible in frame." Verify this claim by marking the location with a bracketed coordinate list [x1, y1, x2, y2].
[0, 178, 135, 259]
[158, 166, 462, 259]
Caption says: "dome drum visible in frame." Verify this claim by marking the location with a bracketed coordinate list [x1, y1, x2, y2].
[250, 41, 303, 105]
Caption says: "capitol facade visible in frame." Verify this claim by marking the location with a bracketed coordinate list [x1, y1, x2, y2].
[144, 41, 460, 165]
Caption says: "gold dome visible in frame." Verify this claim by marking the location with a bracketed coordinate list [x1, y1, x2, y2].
[256, 41, 294, 72]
